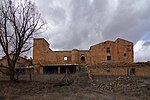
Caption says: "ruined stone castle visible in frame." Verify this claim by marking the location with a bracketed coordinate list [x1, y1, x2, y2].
[33, 38, 135, 75]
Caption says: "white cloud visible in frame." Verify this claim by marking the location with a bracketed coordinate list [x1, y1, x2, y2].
[134, 40, 150, 62]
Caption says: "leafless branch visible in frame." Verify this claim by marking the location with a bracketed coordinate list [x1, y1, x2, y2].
[0, 0, 45, 81]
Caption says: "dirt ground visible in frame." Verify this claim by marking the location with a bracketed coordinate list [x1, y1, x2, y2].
[0, 74, 150, 100]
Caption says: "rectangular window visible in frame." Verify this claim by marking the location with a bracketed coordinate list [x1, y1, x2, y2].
[64, 56, 68, 61]
[106, 47, 110, 53]
[107, 56, 111, 61]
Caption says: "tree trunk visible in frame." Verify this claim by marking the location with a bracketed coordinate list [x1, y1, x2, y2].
[10, 74, 16, 81]
[16, 69, 20, 80]
[29, 68, 32, 81]
[9, 64, 16, 82]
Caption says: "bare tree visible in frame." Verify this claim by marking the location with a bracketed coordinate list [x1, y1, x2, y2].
[0, 0, 45, 81]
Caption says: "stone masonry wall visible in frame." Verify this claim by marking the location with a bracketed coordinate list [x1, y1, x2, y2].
[33, 38, 134, 74]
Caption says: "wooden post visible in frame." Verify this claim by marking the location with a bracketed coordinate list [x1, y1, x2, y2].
[66, 68, 68, 74]
[58, 66, 60, 74]
[16, 69, 20, 80]
[29, 67, 31, 81]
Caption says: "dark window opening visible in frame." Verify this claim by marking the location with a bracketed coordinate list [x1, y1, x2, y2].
[128, 68, 135, 76]
[81, 56, 85, 61]
[81, 54, 85, 61]
[107, 56, 111, 61]
[131, 68, 135, 75]
[106, 69, 110, 72]
[124, 53, 126, 56]
[106, 47, 110, 53]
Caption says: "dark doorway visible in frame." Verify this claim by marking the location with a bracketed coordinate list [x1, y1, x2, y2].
[67, 65, 76, 73]
[60, 66, 76, 74]
[81, 56, 85, 61]
[81, 54, 85, 62]
[131, 68, 135, 75]
[43, 65, 76, 74]
[128, 68, 135, 76]
[43, 66, 58, 74]
[60, 66, 66, 74]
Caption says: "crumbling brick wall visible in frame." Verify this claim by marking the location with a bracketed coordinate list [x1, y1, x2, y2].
[33, 38, 134, 74]
[90, 38, 133, 65]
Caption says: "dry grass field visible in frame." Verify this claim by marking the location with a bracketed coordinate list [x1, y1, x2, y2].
[0, 73, 150, 100]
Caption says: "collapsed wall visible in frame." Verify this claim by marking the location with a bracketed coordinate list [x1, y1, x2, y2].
[32, 38, 144, 76]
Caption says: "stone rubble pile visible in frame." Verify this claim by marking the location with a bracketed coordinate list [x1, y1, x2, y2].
[109, 76, 138, 91]
[90, 76, 141, 92]
[90, 79, 112, 92]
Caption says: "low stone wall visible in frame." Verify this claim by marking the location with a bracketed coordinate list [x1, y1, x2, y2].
[135, 67, 150, 76]
[91, 67, 127, 76]
[90, 66, 150, 77]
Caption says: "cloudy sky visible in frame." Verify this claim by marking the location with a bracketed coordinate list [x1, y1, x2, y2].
[33, 0, 150, 62]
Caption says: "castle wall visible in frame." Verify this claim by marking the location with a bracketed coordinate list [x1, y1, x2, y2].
[33, 38, 137, 75]
[90, 41, 116, 64]
[90, 38, 133, 65]
[115, 39, 134, 62]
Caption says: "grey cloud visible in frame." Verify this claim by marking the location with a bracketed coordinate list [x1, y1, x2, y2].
[34, 0, 150, 61]
[135, 41, 150, 62]
[102, 0, 150, 41]
[143, 41, 150, 46]
[51, 0, 110, 49]
[48, 7, 66, 25]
